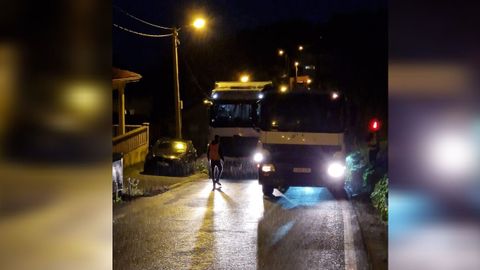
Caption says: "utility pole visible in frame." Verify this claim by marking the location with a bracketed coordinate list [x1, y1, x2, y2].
[172, 27, 182, 139]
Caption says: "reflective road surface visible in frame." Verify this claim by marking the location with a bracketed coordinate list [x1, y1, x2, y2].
[113, 179, 368, 270]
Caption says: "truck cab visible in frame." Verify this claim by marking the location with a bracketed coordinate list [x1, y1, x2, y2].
[255, 90, 347, 196]
[208, 81, 272, 178]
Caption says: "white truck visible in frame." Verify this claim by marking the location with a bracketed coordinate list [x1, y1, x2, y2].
[208, 81, 272, 178]
[254, 90, 347, 196]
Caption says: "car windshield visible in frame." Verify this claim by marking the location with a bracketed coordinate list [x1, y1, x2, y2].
[210, 102, 257, 127]
[153, 141, 187, 156]
[259, 93, 345, 133]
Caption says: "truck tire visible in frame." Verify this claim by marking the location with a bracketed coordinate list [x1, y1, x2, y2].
[329, 184, 347, 200]
[262, 185, 274, 196]
[278, 186, 290, 193]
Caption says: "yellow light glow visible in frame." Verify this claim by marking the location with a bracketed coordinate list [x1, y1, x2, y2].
[174, 142, 186, 150]
[240, 75, 250, 82]
[280, 85, 288, 92]
[294, 61, 299, 67]
[332, 92, 339, 99]
[307, 79, 312, 84]
[278, 49, 284, 56]
[192, 18, 206, 29]
[298, 45, 303, 51]
[203, 99, 212, 106]
[271, 120, 278, 127]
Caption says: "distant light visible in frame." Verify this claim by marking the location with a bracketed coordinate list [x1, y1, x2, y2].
[307, 79, 312, 84]
[203, 99, 212, 105]
[294, 61, 299, 67]
[331, 92, 339, 99]
[278, 49, 284, 56]
[192, 18, 206, 29]
[369, 118, 381, 132]
[240, 75, 250, 82]
[258, 93, 264, 99]
[280, 85, 288, 92]
[298, 45, 303, 51]
[271, 120, 278, 127]
[212, 93, 218, 99]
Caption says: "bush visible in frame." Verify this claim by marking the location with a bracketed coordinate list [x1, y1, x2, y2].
[370, 174, 388, 221]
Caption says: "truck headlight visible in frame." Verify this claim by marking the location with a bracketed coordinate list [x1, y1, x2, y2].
[261, 164, 275, 172]
[253, 152, 264, 163]
[327, 162, 345, 178]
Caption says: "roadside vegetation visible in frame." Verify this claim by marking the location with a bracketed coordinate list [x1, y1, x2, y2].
[345, 140, 388, 222]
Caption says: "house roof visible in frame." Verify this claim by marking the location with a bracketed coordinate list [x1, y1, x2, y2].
[112, 68, 142, 88]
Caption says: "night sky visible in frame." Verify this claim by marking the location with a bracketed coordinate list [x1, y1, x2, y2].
[113, 0, 387, 148]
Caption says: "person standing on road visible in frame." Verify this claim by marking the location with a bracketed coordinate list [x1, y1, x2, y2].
[207, 135, 224, 190]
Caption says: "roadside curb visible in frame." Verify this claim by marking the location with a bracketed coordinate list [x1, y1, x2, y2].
[351, 197, 388, 270]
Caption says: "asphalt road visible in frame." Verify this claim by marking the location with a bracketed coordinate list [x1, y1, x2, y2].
[113, 178, 368, 270]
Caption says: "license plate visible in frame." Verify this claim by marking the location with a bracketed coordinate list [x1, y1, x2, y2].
[293, 167, 311, 173]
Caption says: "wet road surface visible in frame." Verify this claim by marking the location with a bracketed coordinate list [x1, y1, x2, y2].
[113, 178, 368, 270]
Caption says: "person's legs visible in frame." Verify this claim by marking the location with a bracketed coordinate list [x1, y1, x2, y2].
[210, 161, 216, 190]
[216, 161, 223, 184]
[211, 160, 222, 185]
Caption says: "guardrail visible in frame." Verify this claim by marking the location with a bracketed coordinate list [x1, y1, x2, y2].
[113, 123, 149, 155]
[112, 124, 143, 137]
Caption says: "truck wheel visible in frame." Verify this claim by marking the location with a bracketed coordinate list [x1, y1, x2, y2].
[278, 186, 290, 193]
[262, 185, 274, 197]
[329, 185, 347, 199]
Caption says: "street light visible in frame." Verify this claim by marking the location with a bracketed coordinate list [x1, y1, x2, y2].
[171, 17, 206, 139]
[240, 74, 250, 82]
[278, 49, 284, 56]
[294, 61, 299, 86]
[192, 18, 206, 29]
[280, 85, 288, 93]
[298, 45, 303, 51]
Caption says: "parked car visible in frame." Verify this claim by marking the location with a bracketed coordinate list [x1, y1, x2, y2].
[143, 138, 197, 176]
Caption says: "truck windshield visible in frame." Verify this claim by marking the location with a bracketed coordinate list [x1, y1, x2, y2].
[210, 102, 257, 127]
[259, 93, 345, 133]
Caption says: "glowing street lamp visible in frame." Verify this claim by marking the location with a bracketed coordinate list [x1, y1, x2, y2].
[240, 74, 250, 82]
[278, 49, 284, 56]
[280, 85, 288, 93]
[192, 18, 206, 29]
[298, 45, 303, 51]
[172, 17, 207, 138]
[294, 61, 299, 85]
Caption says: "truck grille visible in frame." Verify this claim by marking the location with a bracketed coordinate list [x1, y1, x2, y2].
[220, 136, 258, 157]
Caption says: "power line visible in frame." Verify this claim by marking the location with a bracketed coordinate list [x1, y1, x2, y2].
[113, 5, 173, 31]
[113, 24, 173, 38]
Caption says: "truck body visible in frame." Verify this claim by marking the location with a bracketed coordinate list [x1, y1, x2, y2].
[208, 81, 272, 178]
[255, 91, 347, 195]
